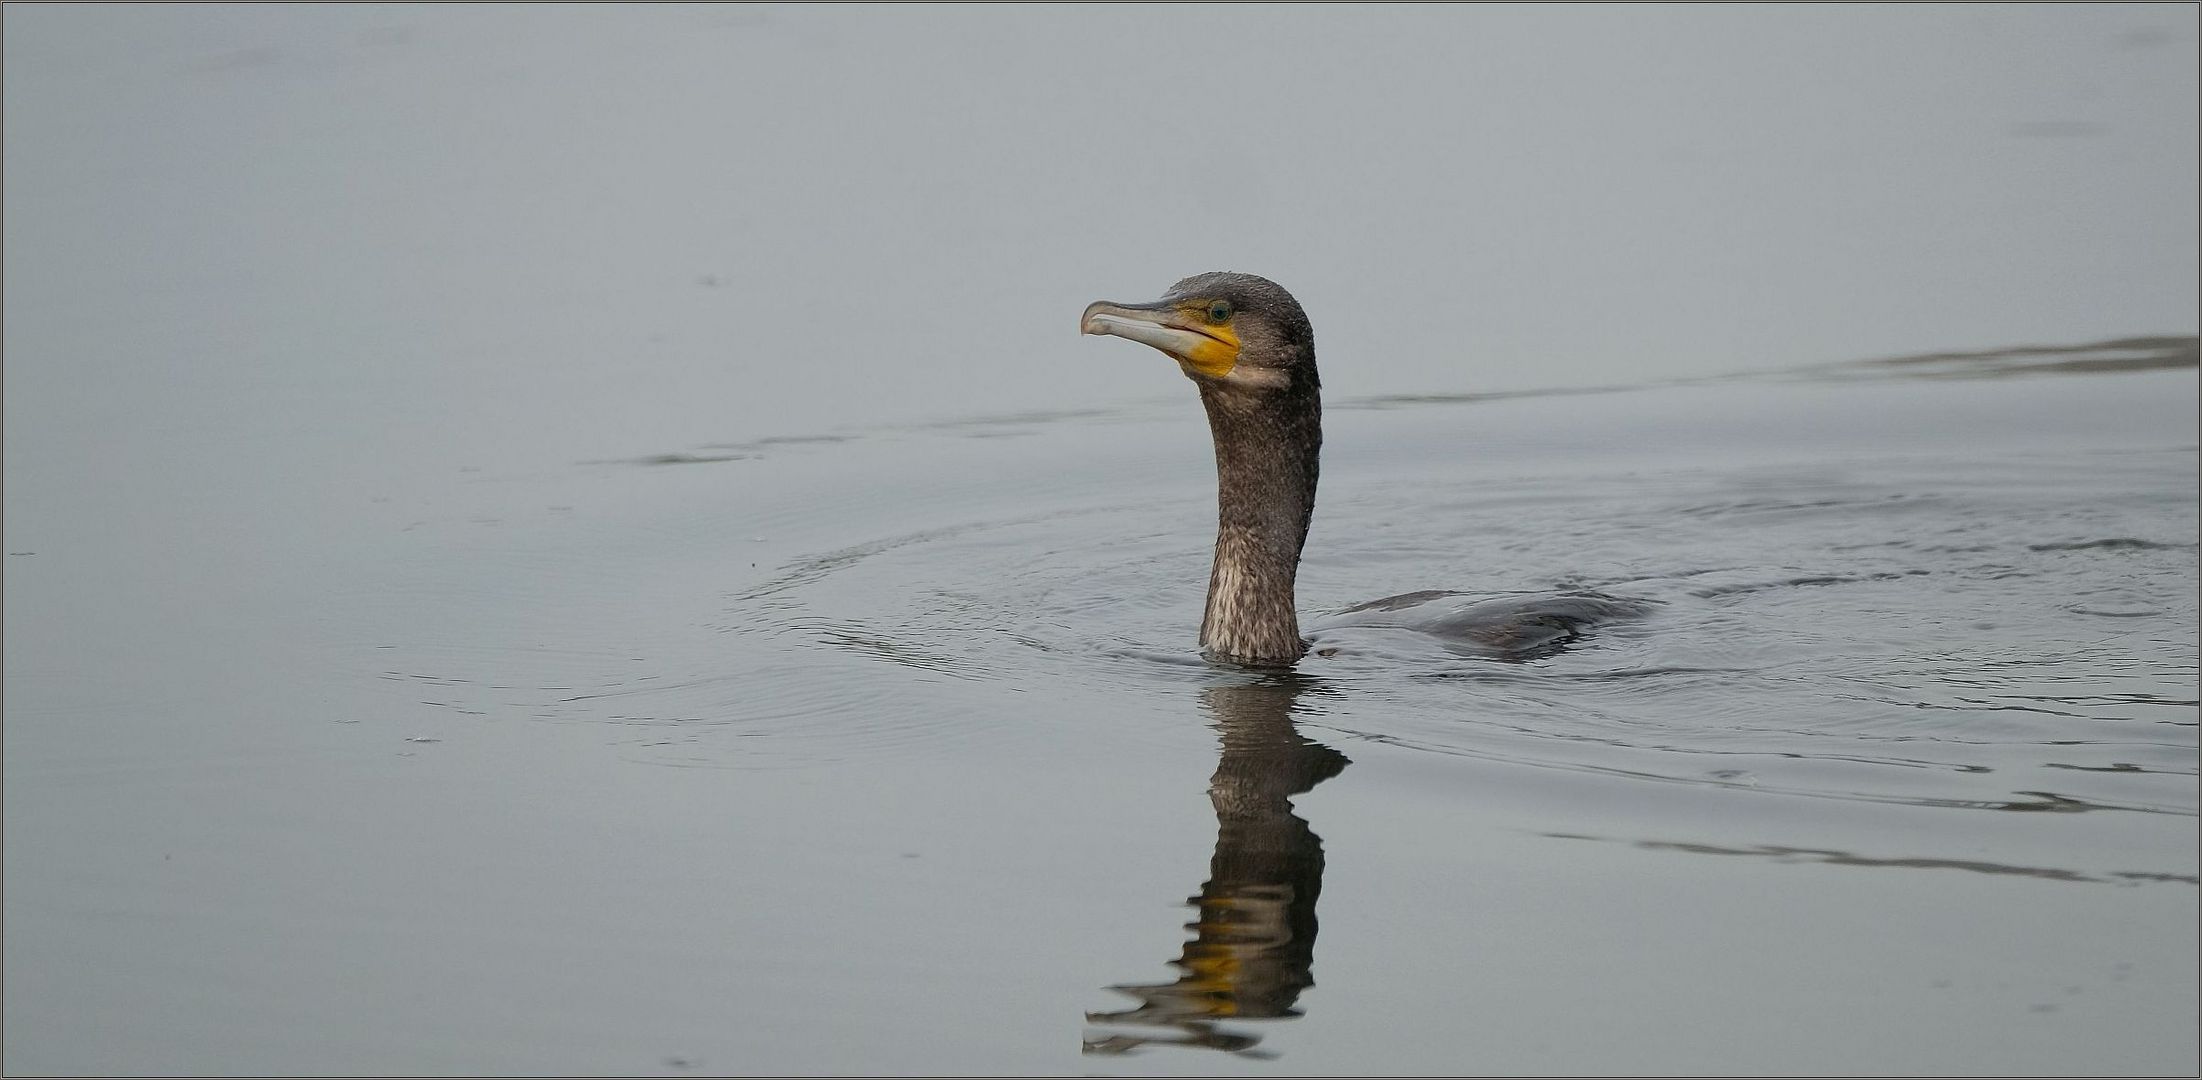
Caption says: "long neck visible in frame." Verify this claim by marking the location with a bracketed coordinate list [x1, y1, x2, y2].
[1197, 381, 1321, 666]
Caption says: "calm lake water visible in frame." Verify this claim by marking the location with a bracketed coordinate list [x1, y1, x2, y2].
[7, 348, 2196, 1074]
[5, 5, 2197, 1075]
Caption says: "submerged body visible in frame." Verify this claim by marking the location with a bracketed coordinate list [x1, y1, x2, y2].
[1082, 272, 1644, 667]
[1306, 589, 1655, 662]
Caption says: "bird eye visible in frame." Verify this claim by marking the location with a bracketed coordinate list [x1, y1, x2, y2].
[1207, 301, 1231, 322]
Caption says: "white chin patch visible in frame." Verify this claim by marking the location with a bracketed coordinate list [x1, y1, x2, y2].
[1217, 365, 1290, 391]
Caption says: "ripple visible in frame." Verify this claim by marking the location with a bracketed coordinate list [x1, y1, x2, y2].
[362, 366, 2197, 819]
[1545, 834, 2198, 886]
[2029, 537, 2198, 552]
[697, 425, 2197, 816]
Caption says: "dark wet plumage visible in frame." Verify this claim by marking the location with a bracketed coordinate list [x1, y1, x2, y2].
[1084, 272, 1647, 667]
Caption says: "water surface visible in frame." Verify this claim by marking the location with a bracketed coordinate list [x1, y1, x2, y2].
[9, 347, 2195, 1074]
[5, 5, 2197, 1075]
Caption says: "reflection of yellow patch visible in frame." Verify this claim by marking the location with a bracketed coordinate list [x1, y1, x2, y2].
[1174, 305, 1241, 379]
[1180, 958, 1242, 1017]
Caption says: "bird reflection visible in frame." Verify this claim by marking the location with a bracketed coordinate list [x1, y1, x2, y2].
[1084, 676, 1349, 1057]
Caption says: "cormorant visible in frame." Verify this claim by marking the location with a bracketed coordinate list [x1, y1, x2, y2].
[1081, 271, 1645, 668]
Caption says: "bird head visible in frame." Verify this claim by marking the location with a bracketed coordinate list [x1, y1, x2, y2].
[1081, 272, 1316, 393]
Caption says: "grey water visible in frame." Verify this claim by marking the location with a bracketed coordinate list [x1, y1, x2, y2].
[5, 5, 2198, 1076]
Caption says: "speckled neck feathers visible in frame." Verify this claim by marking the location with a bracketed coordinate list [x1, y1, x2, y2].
[1197, 378, 1321, 667]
